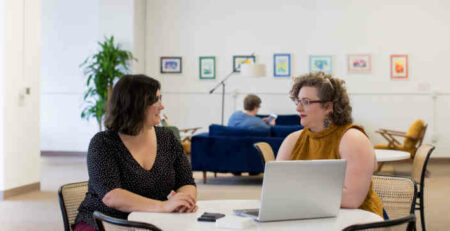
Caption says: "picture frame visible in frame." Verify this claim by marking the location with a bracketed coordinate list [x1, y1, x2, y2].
[273, 53, 291, 77]
[309, 55, 333, 74]
[233, 55, 255, 73]
[160, 56, 182, 74]
[347, 54, 371, 73]
[199, 56, 216, 79]
[390, 55, 408, 79]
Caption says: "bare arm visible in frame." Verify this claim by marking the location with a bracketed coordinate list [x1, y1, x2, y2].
[276, 130, 302, 160]
[174, 185, 198, 212]
[339, 128, 376, 208]
[176, 185, 197, 200]
[102, 188, 195, 213]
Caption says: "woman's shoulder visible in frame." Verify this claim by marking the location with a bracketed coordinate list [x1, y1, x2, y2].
[155, 126, 172, 136]
[89, 130, 119, 147]
[285, 129, 303, 143]
[341, 124, 367, 139]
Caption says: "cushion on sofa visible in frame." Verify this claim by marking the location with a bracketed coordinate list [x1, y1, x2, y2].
[257, 114, 300, 126]
[209, 124, 270, 137]
[271, 125, 304, 137]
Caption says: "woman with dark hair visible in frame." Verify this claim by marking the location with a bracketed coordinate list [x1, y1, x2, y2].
[276, 72, 384, 218]
[74, 74, 197, 231]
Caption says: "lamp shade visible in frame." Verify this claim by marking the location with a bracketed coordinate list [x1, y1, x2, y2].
[240, 63, 266, 77]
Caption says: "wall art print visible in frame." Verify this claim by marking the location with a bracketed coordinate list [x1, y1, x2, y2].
[160, 56, 182, 74]
[309, 55, 333, 74]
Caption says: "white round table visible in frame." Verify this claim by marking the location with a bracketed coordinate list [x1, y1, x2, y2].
[375, 149, 410, 162]
[128, 200, 383, 231]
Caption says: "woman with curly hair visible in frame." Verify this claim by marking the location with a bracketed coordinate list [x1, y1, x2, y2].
[276, 72, 384, 218]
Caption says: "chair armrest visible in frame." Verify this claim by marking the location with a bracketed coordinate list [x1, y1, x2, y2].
[376, 129, 406, 136]
[179, 127, 201, 134]
[377, 129, 419, 140]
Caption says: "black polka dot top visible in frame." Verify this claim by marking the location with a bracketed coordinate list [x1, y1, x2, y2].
[74, 126, 196, 229]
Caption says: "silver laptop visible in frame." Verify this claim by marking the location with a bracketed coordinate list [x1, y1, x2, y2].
[234, 159, 347, 222]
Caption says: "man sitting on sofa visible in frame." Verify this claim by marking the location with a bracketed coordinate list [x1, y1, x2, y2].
[228, 94, 275, 129]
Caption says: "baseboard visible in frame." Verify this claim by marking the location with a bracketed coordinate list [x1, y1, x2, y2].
[0, 182, 40, 200]
[41, 151, 86, 157]
[429, 157, 450, 163]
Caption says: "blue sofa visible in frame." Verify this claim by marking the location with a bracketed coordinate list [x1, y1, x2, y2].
[190, 115, 302, 183]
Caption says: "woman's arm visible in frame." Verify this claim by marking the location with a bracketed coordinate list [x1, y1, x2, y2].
[174, 185, 198, 212]
[339, 128, 376, 208]
[102, 188, 195, 213]
[276, 130, 302, 160]
[176, 185, 197, 200]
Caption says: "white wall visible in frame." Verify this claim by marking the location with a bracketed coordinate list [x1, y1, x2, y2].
[0, 0, 41, 190]
[40, 0, 135, 151]
[144, 0, 450, 157]
[0, 0, 5, 189]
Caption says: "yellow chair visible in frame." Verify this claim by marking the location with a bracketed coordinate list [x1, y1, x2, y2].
[374, 120, 427, 159]
[253, 142, 275, 166]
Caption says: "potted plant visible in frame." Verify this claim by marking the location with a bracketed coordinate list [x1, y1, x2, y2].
[80, 35, 134, 131]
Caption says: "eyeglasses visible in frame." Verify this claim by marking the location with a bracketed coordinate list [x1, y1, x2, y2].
[294, 98, 326, 106]
[153, 95, 163, 105]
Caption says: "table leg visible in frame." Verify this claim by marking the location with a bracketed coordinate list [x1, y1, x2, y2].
[203, 171, 207, 184]
[375, 162, 384, 173]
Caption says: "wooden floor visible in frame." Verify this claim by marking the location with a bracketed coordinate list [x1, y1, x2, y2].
[0, 156, 448, 230]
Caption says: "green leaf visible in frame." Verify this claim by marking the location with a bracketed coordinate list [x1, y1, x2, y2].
[80, 35, 134, 129]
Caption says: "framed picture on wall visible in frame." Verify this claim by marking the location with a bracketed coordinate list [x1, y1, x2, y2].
[348, 54, 371, 73]
[160, 57, 182, 74]
[233, 55, 255, 73]
[199, 56, 215, 79]
[309, 55, 333, 74]
[273, 53, 291, 77]
[391, 55, 408, 79]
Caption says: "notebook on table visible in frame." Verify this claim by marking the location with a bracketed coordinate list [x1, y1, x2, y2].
[234, 159, 347, 222]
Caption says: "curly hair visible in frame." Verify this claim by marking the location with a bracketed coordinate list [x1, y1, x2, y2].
[289, 72, 352, 125]
[105, 74, 161, 135]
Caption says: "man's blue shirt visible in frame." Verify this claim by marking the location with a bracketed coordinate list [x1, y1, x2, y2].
[228, 111, 270, 129]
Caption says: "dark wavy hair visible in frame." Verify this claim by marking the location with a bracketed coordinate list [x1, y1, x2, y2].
[289, 72, 353, 125]
[105, 74, 161, 135]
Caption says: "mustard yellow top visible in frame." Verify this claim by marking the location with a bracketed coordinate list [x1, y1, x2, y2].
[290, 124, 383, 217]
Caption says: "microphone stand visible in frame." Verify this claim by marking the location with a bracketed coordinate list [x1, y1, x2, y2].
[209, 53, 255, 125]
[209, 71, 235, 125]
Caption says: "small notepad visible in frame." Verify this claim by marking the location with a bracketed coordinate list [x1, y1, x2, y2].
[215, 216, 255, 229]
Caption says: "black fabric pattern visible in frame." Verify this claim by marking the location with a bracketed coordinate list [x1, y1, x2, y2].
[74, 127, 196, 229]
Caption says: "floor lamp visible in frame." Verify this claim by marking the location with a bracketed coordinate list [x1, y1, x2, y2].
[209, 63, 266, 125]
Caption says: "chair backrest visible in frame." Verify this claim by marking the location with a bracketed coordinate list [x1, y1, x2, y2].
[403, 120, 426, 150]
[342, 214, 416, 231]
[93, 211, 162, 231]
[58, 181, 88, 231]
[166, 126, 181, 143]
[412, 144, 435, 185]
[372, 175, 417, 219]
[253, 142, 275, 166]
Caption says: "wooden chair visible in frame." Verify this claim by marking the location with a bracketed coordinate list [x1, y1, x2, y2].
[372, 175, 417, 219]
[343, 214, 416, 231]
[161, 114, 200, 155]
[411, 144, 435, 231]
[374, 120, 427, 159]
[58, 181, 88, 231]
[93, 211, 162, 231]
[253, 142, 275, 167]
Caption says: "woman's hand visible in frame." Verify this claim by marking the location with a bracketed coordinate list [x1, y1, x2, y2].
[162, 191, 197, 213]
